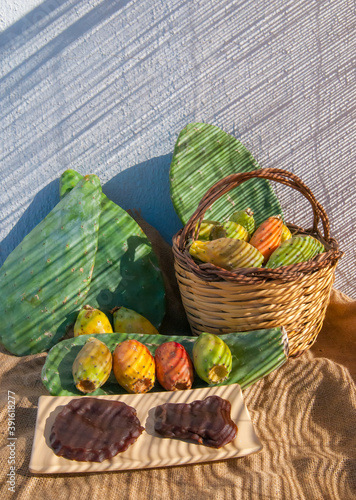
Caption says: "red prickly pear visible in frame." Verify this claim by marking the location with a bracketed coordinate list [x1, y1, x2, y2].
[155, 342, 194, 391]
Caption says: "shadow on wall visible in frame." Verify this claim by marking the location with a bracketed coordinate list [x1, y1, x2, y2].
[103, 154, 182, 244]
[0, 154, 182, 266]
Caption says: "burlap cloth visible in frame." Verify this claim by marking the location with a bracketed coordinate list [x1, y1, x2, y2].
[1, 217, 355, 500]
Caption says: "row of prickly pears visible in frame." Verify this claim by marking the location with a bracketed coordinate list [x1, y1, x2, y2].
[190, 208, 324, 270]
[73, 305, 159, 337]
[72, 333, 233, 394]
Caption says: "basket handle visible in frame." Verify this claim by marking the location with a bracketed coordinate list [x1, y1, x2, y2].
[180, 168, 331, 246]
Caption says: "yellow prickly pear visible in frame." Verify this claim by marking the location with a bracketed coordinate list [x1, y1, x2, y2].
[189, 238, 264, 270]
[112, 307, 159, 335]
[221, 221, 249, 241]
[280, 224, 292, 242]
[73, 305, 113, 337]
[113, 339, 155, 393]
[72, 337, 112, 393]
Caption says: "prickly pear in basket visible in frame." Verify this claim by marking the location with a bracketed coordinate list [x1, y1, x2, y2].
[266, 235, 325, 268]
[249, 215, 284, 263]
[229, 208, 255, 236]
[189, 238, 264, 270]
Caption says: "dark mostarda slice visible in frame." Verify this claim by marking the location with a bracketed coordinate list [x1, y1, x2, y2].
[50, 398, 144, 462]
[153, 395, 237, 448]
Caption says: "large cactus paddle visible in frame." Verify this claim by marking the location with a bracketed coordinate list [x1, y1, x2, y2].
[0, 175, 102, 356]
[59, 170, 165, 328]
[41, 327, 289, 396]
[170, 123, 283, 227]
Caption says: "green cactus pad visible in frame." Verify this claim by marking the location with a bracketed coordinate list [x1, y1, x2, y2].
[0, 175, 102, 356]
[170, 123, 284, 227]
[59, 170, 165, 328]
[41, 327, 289, 396]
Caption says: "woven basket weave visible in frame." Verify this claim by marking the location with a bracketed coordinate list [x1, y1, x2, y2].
[172, 168, 343, 358]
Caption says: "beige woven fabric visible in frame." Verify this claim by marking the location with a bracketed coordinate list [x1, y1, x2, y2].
[1, 218, 355, 500]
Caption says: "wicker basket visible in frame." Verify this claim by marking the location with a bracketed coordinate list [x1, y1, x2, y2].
[172, 168, 343, 358]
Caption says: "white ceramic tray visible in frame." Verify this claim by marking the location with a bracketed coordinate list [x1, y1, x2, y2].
[29, 384, 262, 474]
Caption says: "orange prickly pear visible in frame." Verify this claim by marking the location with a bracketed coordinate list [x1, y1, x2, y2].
[155, 342, 194, 391]
[189, 238, 264, 270]
[112, 307, 159, 335]
[113, 339, 155, 394]
[249, 215, 284, 264]
[73, 305, 113, 337]
[72, 337, 112, 393]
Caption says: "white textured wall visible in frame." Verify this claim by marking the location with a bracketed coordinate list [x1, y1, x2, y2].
[0, 0, 355, 296]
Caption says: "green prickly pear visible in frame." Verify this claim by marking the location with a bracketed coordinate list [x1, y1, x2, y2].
[112, 307, 159, 335]
[221, 220, 249, 241]
[195, 220, 225, 241]
[155, 341, 194, 391]
[72, 337, 112, 393]
[113, 339, 155, 393]
[229, 208, 255, 236]
[189, 238, 264, 270]
[266, 235, 325, 269]
[74, 305, 113, 337]
[192, 333, 232, 385]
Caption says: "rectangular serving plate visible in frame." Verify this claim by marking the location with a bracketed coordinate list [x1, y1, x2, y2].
[29, 383, 262, 474]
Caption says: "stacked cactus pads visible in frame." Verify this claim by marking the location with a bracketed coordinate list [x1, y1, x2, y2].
[0, 171, 165, 356]
[170, 123, 284, 227]
[189, 209, 325, 271]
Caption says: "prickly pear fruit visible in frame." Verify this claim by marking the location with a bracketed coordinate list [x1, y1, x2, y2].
[155, 342, 194, 391]
[249, 215, 284, 263]
[221, 221, 249, 241]
[59, 169, 84, 199]
[281, 224, 292, 243]
[192, 333, 232, 385]
[266, 235, 325, 269]
[195, 220, 225, 241]
[72, 337, 112, 393]
[112, 307, 159, 335]
[229, 208, 255, 236]
[189, 238, 264, 270]
[74, 305, 113, 337]
[113, 339, 155, 394]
